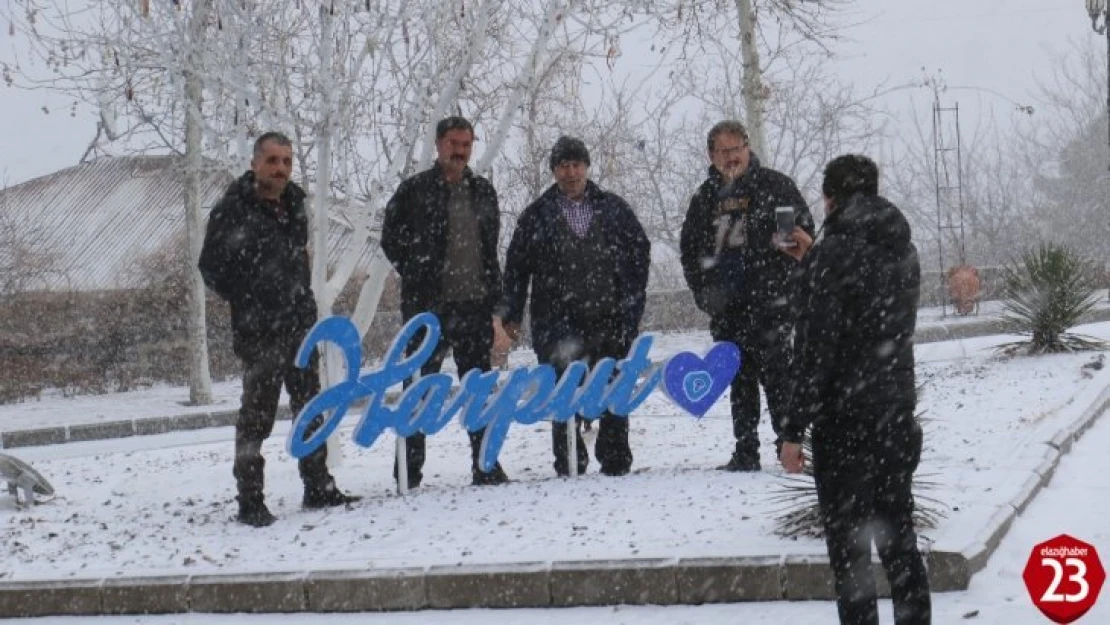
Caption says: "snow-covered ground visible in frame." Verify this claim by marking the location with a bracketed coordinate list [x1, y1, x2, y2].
[2, 323, 1109, 591]
[11, 405, 1110, 624]
[3, 323, 1110, 623]
[913, 289, 1110, 329]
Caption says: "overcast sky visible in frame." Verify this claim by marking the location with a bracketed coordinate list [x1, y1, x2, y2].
[831, 0, 1084, 127]
[0, 0, 1092, 188]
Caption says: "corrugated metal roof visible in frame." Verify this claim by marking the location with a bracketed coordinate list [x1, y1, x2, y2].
[0, 156, 379, 293]
[1, 156, 231, 292]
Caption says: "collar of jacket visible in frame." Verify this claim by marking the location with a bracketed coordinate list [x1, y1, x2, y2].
[823, 192, 876, 234]
[704, 153, 763, 189]
[823, 192, 912, 249]
[539, 179, 604, 205]
[430, 160, 478, 186]
[235, 170, 307, 206]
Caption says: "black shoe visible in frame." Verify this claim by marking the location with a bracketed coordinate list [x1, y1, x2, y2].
[236, 496, 276, 528]
[472, 465, 510, 486]
[600, 465, 630, 477]
[555, 459, 589, 478]
[303, 483, 362, 509]
[717, 455, 761, 472]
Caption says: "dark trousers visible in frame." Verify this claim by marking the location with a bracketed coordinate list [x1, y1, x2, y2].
[395, 301, 499, 485]
[537, 315, 633, 476]
[812, 412, 932, 625]
[234, 332, 331, 502]
[711, 319, 792, 464]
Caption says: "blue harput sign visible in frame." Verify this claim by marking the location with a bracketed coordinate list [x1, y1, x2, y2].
[286, 313, 741, 472]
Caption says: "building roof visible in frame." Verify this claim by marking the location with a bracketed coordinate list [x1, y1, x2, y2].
[0, 156, 379, 293]
[0, 156, 229, 292]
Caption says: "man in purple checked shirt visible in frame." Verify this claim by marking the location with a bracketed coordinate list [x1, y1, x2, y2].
[495, 136, 651, 478]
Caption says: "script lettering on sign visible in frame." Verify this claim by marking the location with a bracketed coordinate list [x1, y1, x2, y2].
[286, 313, 741, 472]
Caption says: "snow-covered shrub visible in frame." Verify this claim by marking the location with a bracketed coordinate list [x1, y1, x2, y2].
[999, 243, 1104, 355]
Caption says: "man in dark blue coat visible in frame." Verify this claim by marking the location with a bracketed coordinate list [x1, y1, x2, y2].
[496, 136, 651, 477]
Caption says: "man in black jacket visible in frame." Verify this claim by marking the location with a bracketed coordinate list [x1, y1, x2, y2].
[679, 120, 814, 471]
[199, 132, 359, 528]
[778, 154, 931, 625]
[381, 116, 510, 487]
[496, 136, 651, 477]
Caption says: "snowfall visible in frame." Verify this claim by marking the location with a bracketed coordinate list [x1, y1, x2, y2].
[2, 312, 1110, 624]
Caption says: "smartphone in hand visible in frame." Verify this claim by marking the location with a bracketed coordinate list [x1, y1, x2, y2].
[775, 207, 797, 248]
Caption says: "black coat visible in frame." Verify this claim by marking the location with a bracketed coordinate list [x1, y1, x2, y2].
[381, 162, 502, 318]
[779, 193, 921, 444]
[498, 181, 651, 352]
[198, 172, 317, 349]
[679, 157, 814, 339]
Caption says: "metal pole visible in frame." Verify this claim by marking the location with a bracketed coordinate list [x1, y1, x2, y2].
[567, 419, 578, 478]
[932, 99, 947, 318]
[954, 102, 968, 265]
[1105, 6, 1109, 170]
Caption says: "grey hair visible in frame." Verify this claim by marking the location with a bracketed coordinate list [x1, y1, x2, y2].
[253, 131, 293, 157]
[706, 120, 749, 152]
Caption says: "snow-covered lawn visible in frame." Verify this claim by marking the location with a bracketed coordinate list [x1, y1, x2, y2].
[3, 323, 1109, 584]
[12, 409, 1110, 624]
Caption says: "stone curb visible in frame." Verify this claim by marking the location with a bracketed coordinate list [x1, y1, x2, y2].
[1, 406, 291, 450]
[940, 365, 1110, 588]
[11, 313, 1110, 451]
[0, 553, 970, 617]
[912, 307, 1110, 344]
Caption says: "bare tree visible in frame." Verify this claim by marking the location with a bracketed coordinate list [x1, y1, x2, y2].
[3, 0, 246, 403]
[881, 97, 1038, 272]
[1021, 39, 1110, 263]
[547, 24, 885, 284]
[878, 41, 1106, 274]
[0, 193, 62, 296]
[643, 0, 848, 154]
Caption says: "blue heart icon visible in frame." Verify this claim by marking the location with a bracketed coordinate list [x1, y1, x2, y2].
[662, 342, 742, 418]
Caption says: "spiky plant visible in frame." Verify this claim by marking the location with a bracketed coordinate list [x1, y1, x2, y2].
[998, 243, 1105, 355]
[770, 403, 948, 539]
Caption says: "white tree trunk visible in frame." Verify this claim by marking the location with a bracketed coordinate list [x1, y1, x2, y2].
[735, 0, 767, 157]
[313, 3, 334, 336]
[473, 0, 567, 175]
[235, 28, 250, 170]
[185, 0, 213, 405]
[342, 1, 498, 338]
[314, 3, 345, 466]
[416, 0, 497, 169]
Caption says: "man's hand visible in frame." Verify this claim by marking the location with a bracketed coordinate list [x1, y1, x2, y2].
[779, 441, 806, 474]
[774, 226, 813, 262]
[491, 317, 512, 368]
